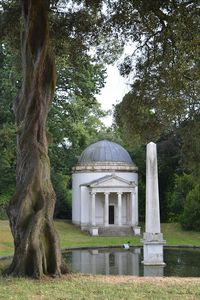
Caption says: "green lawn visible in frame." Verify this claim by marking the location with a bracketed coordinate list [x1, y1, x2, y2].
[0, 219, 200, 257]
[1, 274, 200, 300]
[161, 223, 200, 246]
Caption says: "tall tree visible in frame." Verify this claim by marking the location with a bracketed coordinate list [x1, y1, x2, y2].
[5, 0, 67, 278]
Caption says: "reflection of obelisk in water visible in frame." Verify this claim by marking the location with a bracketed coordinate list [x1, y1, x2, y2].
[142, 142, 165, 265]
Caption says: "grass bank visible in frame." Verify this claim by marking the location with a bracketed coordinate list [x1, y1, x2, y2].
[0, 274, 200, 300]
[1, 220, 200, 257]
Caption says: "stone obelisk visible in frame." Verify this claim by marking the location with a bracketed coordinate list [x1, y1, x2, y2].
[142, 142, 165, 265]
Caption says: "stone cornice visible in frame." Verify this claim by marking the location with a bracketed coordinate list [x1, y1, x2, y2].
[72, 162, 138, 173]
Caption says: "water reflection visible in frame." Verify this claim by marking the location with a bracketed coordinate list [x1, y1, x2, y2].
[63, 247, 200, 277]
[143, 265, 164, 277]
[64, 248, 141, 276]
[164, 248, 200, 277]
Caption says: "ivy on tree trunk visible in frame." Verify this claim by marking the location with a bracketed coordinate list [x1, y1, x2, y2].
[5, 0, 67, 278]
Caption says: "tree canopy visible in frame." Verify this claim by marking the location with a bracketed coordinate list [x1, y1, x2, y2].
[114, 0, 199, 143]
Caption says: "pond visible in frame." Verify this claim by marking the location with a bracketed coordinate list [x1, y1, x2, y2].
[63, 247, 200, 277]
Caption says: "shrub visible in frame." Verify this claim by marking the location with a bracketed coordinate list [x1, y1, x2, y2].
[181, 184, 200, 231]
[169, 173, 195, 222]
[52, 172, 72, 219]
[0, 190, 13, 219]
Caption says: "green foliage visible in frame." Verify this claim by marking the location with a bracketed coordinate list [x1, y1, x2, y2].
[115, 1, 199, 137]
[181, 183, 200, 231]
[138, 177, 145, 222]
[0, 193, 10, 219]
[0, 44, 19, 217]
[169, 173, 200, 230]
[180, 117, 200, 172]
[157, 134, 181, 221]
[172, 174, 195, 218]
[0, 188, 14, 219]
[0, 125, 16, 190]
[0, 43, 18, 162]
[52, 172, 72, 219]
[114, 1, 200, 177]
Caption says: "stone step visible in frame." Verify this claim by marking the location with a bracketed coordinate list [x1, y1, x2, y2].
[98, 226, 134, 236]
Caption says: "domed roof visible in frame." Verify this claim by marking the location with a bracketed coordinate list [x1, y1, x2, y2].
[78, 140, 133, 164]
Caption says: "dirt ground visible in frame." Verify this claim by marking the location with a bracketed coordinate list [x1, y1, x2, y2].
[75, 274, 200, 285]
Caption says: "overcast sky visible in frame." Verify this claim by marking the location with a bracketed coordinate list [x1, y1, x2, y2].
[96, 64, 131, 126]
[96, 45, 134, 126]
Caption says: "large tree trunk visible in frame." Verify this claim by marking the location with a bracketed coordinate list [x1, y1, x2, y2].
[5, 0, 67, 278]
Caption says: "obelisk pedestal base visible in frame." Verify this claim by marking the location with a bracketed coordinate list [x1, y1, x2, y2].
[142, 232, 166, 266]
[143, 265, 165, 277]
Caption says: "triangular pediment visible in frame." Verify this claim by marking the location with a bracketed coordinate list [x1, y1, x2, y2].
[83, 175, 136, 188]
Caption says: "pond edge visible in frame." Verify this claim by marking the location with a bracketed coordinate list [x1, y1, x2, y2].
[1, 244, 200, 261]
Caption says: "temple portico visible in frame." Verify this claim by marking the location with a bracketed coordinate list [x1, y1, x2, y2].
[89, 188, 138, 228]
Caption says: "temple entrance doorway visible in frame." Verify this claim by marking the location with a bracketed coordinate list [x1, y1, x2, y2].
[109, 205, 115, 224]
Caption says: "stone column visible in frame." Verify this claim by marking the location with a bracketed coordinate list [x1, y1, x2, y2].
[91, 192, 96, 226]
[117, 253, 122, 275]
[130, 191, 136, 226]
[105, 253, 109, 275]
[117, 192, 122, 226]
[104, 192, 109, 226]
[130, 252, 139, 276]
[91, 253, 96, 274]
[135, 186, 138, 225]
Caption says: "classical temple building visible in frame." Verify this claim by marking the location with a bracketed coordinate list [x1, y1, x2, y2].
[72, 140, 140, 236]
